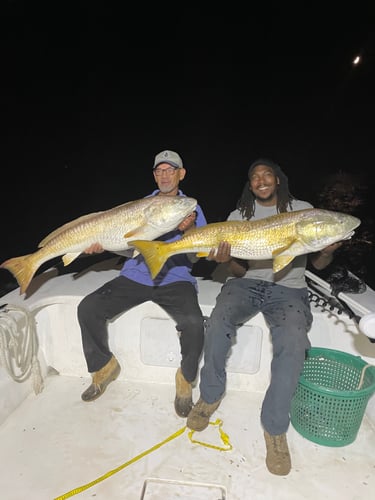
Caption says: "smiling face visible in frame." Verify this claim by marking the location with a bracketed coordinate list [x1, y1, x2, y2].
[248, 164, 279, 206]
[153, 162, 186, 196]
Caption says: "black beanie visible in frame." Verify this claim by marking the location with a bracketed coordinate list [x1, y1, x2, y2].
[248, 158, 283, 178]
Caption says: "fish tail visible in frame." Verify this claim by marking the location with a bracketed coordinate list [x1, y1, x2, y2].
[129, 240, 169, 279]
[0, 254, 37, 295]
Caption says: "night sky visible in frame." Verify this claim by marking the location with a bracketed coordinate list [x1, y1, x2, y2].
[1, 3, 375, 292]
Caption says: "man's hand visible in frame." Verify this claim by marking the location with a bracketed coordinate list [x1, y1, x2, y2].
[178, 211, 197, 232]
[320, 241, 343, 256]
[310, 241, 343, 270]
[208, 241, 232, 263]
[83, 243, 104, 254]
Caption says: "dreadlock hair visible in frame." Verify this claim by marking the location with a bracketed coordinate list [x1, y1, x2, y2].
[236, 158, 295, 220]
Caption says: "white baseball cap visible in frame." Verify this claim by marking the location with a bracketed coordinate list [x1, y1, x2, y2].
[153, 150, 183, 169]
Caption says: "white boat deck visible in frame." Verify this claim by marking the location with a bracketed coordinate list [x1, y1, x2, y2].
[2, 375, 375, 500]
[1, 259, 375, 500]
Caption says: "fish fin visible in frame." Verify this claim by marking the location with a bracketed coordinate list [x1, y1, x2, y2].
[124, 226, 147, 239]
[0, 254, 37, 295]
[196, 251, 210, 257]
[128, 240, 169, 279]
[273, 255, 295, 273]
[39, 212, 104, 247]
[62, 252, 82, 266]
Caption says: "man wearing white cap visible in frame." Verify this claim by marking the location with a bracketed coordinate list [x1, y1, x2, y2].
[78, 150, 207, 419]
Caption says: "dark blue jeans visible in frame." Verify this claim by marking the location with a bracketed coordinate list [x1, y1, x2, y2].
[199, 278, 313, 435]
[77, 276, 205, 382]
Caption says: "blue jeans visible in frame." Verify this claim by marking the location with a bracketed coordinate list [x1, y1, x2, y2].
[199, 278, 312, 435]
[78, 276, 204, 382]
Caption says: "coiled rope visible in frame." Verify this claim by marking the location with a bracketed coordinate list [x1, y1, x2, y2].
[0, 303, 44, 394]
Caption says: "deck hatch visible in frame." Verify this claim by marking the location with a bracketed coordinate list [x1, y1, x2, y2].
[141, 477, 226, 499]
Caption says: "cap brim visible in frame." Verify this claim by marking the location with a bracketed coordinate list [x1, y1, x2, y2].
[153, 161, 181, 169]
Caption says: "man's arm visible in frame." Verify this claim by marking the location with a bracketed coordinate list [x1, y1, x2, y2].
[178, 211, 197, 232]
[207, 242, 248, 277]
[309, 241, 343, 270]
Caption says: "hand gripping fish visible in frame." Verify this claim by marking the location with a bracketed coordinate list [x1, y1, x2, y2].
[1, 196, 197, 294]
[129, 208, 361, 280]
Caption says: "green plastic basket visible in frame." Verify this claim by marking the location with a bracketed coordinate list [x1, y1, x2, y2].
[291, 347, 375, 447]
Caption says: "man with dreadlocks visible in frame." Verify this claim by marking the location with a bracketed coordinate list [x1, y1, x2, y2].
[187, 158, 341, 476]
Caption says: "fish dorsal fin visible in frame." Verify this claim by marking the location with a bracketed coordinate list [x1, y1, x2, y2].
[39, 212, 104, 248]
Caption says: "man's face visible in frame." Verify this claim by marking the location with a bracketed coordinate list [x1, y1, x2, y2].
[153, 163, 186, 194]
[249, 164, 279, 204]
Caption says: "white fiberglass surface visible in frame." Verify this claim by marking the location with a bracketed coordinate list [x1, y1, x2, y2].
[1, 374, 374, 500]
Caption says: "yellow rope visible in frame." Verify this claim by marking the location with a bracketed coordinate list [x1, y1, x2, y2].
[54, 419, 232, 499]
[187, 418, 233, 451]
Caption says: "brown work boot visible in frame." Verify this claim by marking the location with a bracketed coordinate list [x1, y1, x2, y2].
[186, 396, 221, 431]
[174, 368, 193, 417]
[81, 355, 121, 402]
[264, 430, 291, 476]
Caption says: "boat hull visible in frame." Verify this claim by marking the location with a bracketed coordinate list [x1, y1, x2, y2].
[1, 260, 374, 499]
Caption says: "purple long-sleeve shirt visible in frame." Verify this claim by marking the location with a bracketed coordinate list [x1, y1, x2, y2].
[119, 190, 207, 288]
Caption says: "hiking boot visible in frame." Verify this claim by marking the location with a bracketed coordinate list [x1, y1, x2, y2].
[186, 396, 221, 431]
[174, 368, 193, 417]
[264, 430, 291, 476]
[81, 355, 121, 402]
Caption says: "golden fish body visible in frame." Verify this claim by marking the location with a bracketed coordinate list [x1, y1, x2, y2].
[1, 195, 197, 294]
[129, 208, 361, 279]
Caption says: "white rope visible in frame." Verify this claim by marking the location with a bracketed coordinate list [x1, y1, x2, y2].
[0, 303, 44, 394]
[357, 364, 373, 390]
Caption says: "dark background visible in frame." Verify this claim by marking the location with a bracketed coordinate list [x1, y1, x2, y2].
[1, 2, 375, 293]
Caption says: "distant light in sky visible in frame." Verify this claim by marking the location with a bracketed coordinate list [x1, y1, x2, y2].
[352, 55, 361, 66]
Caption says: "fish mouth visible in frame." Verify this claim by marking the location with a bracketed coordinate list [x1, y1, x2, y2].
[342, 230, 355, 240]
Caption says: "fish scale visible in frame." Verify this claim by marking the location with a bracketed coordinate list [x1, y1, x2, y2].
[0, 195, 197, 295]
[129, 208, 361, 279]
